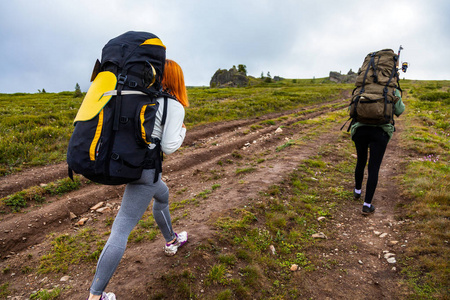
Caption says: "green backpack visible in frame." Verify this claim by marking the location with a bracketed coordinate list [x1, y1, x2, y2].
[347, 49, 401, 127]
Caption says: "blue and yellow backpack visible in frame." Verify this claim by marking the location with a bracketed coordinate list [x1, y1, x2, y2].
[67, 31, 166, 185]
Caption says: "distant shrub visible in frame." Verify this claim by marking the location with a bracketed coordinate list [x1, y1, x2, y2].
[74, 83, 83, 98]
[419, 91, 450, 104]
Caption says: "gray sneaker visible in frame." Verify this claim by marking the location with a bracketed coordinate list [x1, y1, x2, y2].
[101, 292, 116, 300]
[164, 231, 188, 256]
[86, 292, 115, 300]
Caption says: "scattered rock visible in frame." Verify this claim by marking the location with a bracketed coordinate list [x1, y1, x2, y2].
[96, 207, 111, 214]
[317, 216, 326, 221]
[275, 127, 283, 134]
[358, 260, 363, 265]
[384, 253, 395, 259]
[387, 257, 397, 264]
[374, 231, 381, 236]
[90, 202, 104, 211]
[389, 240, 399, 245]
[290, 264, 298, 271]
[269, 245, 276, 255]
[379, 233, 388, 238]
[69, 212, 77, 220]
[60, 275, 70, 282]
[76, 217, 89, 226]
[312, 232, 327, 239]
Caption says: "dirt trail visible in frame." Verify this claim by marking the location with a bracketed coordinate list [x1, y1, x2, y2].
[0, 97, 410, 299]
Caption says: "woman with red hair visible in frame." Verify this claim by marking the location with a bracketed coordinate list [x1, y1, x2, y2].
[88, 59, 189, 300]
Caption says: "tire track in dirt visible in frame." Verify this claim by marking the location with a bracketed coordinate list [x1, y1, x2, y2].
[64, 104, 346, 298]
[0, 98, 345, 256]
[0, 97, 346, 197]
[0, 94, 412, 299]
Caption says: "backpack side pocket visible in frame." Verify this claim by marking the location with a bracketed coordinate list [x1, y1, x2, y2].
[136, 100, 159, 146]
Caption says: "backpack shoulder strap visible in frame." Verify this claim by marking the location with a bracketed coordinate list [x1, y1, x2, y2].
[360, 53, 377, 94]
[161, 96, 168, 126]
[159, 92, 178, 126]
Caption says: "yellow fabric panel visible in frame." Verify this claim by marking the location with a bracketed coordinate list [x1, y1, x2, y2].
[89, 109, 104, 161]
[74, 71, 117, 123]
[139, 104, 156, 144]
[140, 38, 166, 49]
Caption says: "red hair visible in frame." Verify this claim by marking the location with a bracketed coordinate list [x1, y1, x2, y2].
[162, 59, 189, 107]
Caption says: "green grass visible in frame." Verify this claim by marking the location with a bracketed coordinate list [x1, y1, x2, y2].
[205, 132, 357, 298]
[396, 81, 450, 299]
[29, 288, 61, 300]
[0, 283, 11, 298]
[0, 176, 83, 213]
[1, 79, 449, 299]
[144, 79, 448, 299]
[38, 228, 105, 274]
[128, 214, 160, 243]
[0, 92, 81, 175]
[0, 80, 348, 176]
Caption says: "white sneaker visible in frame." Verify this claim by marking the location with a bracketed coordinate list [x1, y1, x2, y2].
[101, 292, 116, 300]
[164, 231, 188, 256]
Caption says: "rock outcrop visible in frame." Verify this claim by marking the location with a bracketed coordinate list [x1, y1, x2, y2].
[329, 69, 357, 83]
[210, 66, 249, 88]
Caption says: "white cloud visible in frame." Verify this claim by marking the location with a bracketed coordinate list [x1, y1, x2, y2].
[0, 0, 448, 93]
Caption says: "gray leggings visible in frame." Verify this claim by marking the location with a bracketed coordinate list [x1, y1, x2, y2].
[90, 169, 175, 295]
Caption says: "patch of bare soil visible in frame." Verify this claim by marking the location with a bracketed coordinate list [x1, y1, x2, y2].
[0, 96, 412, 299]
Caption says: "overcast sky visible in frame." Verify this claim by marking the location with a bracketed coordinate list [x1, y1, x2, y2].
[0, 0, 449, 93]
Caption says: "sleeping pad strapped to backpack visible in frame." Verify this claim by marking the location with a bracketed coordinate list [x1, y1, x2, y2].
[67, 31, 166, 185]
[348, 49, 402, 127]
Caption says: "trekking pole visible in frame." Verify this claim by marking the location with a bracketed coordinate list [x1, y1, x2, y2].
[397, 45, 408, 73]
[397, 45, 403, 68]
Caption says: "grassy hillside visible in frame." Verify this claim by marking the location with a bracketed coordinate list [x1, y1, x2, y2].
[0, 79, 349, 176]
[0, 79, 448, 299]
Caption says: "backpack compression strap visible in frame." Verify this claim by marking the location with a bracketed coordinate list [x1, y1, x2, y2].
[341, 53, 377, 132]
[359, 52, 377, 94]
[113, 73, 127, 131]
[382, 59, 399, 124]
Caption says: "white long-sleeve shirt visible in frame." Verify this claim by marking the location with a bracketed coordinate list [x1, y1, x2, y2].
[151, 96, 186, 154]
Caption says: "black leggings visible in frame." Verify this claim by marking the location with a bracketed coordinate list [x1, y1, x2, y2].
[352, 126, 390, 204]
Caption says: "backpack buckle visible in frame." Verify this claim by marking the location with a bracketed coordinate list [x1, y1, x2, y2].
[117, 74, 127, 85]
[111, 153, 120, 160]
